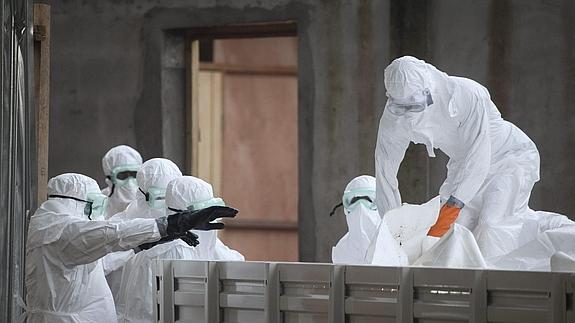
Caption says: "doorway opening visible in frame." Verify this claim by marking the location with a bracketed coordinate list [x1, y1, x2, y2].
[186, 22, 299, 261]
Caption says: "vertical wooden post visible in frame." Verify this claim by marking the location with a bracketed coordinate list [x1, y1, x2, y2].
[33, 4, 50, 204]
[187, 40, 200, 175]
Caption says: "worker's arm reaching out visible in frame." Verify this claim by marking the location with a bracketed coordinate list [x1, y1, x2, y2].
[56, 206, 237, 267]
[375, 109, 411, 217]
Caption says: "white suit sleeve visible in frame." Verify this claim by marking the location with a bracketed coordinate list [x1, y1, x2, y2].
[102, 250, 135, 275]
[55, 218, 161, 267]
[375, 110, 410, 216]
[447, 94, 492, 204]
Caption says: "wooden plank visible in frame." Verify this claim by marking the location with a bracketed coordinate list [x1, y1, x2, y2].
[222, 219, 298, 230]
[211, 72, 223, 195]
[200, 63, 297, 76]
[33, 4, 50, 204]
[197, 71, 213, 181]
[185, 21, 297, 40]
[196, 70, 223, 195]
[187, 40, 200, 175]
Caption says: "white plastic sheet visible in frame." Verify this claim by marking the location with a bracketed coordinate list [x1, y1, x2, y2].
[413, 224, 487, 269]
[382, 196, 440, 263]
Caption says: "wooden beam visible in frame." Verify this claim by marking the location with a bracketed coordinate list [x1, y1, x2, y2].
[187, 40, 200, 175]
[199, 63, 297, 76]
[222, 219, 299, 231]
[184, 21, 297, 40]
[33, 4, 50, 204]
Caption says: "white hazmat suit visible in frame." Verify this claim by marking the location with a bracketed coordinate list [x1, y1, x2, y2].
[116, 176, 243, 323]
[101, 145, 143, 219]
[107, 158, 182, 311]
[166, 176, 244, 261]
[332, 175, 400, 264]
[24, 173, 162, 323]
[376, 56, 542, 258]
[111, 158, 182, 221]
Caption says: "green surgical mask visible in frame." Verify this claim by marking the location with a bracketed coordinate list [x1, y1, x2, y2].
[142, 186, 167, 209]
[84, 192, 109, 220]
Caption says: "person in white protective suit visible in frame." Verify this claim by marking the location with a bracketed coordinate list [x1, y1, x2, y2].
[24, 173, 237, 323]
[332, 175, 407, 265]
[116, 176, 243, 323]
[106, 157, 183, 312]
[165, 176, 244, 261]
[111, 157, 183, 221]
[101, 145, 143, 219]
[376, 55, 548, 259]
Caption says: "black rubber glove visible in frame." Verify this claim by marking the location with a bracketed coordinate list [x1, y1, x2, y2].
[156, 206, 238, 237]
[135, 231, 200, 253]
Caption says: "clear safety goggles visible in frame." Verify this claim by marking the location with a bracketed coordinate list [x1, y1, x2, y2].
[342, 188, 377, 212]
[109, 164, 140, 186]
[386, 89, 433, 116]
[141, 186, 167, 209]
[168, 197, 226, 213]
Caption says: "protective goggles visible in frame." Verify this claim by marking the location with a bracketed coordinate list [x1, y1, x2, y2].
[386, 89, 433, 116]
[168, 197, 226, 213]
[140, 186, 167, 209]
[109, 165, 140, 186]
[342, 188, 377, 212]
[48, 192, 109, 220]
[85, 192, 109, 219]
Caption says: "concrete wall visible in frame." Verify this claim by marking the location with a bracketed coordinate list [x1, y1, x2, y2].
[47, 0, 575, 262]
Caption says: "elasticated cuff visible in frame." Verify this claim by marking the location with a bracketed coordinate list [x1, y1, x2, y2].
[155, 217, 168, 237]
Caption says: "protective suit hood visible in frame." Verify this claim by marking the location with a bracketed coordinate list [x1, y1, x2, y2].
[102, 145, 142, 177]
[137, 158, 182, 193]
[332, 175, 382, 264]
[165, 176, 244, 261]
[28, 173, 101, 249]
[166, 176, 218, 256]
[385, 56, 456, 117]
[166, 176, 214, 211]
[101, 145, 142, 218]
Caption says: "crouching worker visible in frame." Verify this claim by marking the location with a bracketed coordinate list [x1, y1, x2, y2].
[116, 176, 243, 323]
[331, 175, 408, 265]
[24, 173, 237, 323]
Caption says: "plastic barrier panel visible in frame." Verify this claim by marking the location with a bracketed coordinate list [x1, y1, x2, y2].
[153, 260, 575, 323]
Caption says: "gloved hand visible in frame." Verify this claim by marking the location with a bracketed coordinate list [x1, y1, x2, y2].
[135, 231, 199, 253]
[427, 196, 464, 237]
[156, 206, 238, 237]
[179, 231, 200, 247]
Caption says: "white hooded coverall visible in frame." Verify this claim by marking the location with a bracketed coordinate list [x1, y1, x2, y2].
[24, 173, 162, 323]
[332, 175, 387, 264]
[116, 176, 243, 323]
[101, 145, 143, 219]
[376, 56, 541, 259]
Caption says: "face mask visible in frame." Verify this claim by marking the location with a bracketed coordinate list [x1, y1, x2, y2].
[48, 192, 109, 220]
[109, 165, 140, 187]
[386, 89, 433, 116]
[141, 186, 167, 209]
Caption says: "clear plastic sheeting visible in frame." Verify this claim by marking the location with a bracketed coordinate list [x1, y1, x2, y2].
[0, 0, 33, 321]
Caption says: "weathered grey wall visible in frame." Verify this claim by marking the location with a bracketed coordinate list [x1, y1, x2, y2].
[48, 0, 575, 262]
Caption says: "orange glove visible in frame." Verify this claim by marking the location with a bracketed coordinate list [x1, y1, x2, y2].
[427, 204, 461, 237]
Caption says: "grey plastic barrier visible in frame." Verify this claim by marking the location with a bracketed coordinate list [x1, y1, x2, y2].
[153, 260, 575, 323]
